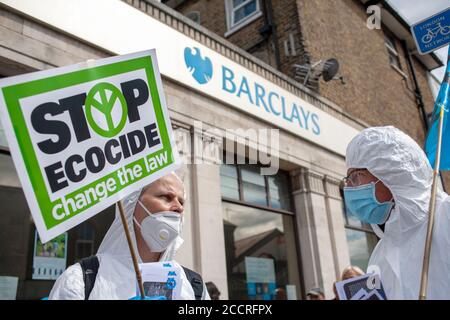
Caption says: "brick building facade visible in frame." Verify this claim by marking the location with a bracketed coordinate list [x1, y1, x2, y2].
[168, 0, 448, 186]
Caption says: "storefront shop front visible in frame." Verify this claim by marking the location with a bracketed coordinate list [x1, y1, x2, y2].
[0, 0, 371, 300]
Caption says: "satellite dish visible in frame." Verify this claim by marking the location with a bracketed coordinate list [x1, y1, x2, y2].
[322, 58, 339, 82]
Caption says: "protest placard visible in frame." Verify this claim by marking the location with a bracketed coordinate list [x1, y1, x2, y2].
[0, 50, 180, 243]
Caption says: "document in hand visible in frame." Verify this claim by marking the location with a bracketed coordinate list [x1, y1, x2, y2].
[335, 273, 387, 300]
[138, 261, 182, 300]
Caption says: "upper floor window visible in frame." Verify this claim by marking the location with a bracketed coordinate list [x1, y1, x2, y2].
[225, 0, 261, 32]
[383, 33, 403, 72]
[186, 11, 201, 24]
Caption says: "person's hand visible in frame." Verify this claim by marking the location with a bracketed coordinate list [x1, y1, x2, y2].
[128, 295, 167, 300]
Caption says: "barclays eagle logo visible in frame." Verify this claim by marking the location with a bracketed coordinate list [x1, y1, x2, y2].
[184, 47, 213, 84]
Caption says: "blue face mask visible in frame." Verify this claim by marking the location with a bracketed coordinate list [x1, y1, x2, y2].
[343, 181, 394, 225]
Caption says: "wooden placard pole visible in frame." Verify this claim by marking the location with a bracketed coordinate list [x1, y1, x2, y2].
[419, 105, 445, 300]
[117, 200, 146, 299]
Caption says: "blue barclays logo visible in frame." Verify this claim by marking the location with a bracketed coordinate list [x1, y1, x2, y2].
[182, 46, 321, 136]
[168, 271, 177, 276]
[163, 263, 172, 268]
[184, 47, 213, 84]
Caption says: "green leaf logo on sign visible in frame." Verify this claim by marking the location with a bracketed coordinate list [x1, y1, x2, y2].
[85, 82, 128, 138]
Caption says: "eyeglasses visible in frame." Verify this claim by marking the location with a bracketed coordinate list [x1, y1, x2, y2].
[343, 169, 370, 186]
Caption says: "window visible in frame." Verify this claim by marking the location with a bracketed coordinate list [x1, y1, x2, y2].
[221, 163, 299, 299]
[241, 165, 266, 206]
[220, 164, 240, 200]
[384, 33, 402, 71]
[268, 174, 291, 210]
[222, 201, 301, 300]
[226, 0, 261, 31]
[186, 11, 200, 24]
[220, 163, 292, 212]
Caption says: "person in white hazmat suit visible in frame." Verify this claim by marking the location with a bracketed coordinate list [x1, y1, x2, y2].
[344, 126, 450, 299]
[49, 173, 210, 300]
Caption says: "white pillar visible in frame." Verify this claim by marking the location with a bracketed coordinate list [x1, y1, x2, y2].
[291, 168, 349, 299]
[189, 126, 229, 299]
[171, 125, 195, 269]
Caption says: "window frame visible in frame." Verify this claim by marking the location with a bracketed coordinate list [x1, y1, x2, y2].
[240, 165, 267, 207]
[383, 30, 408, 78]
[185, 11, 201, 24]
[224, 0, 262, 36]
[221, 197, 303, 300]
[343, 224, 378, 271]
[220, 162, 294, 215]
[220, 163, 241, 200]
[342, 210, 376, 234]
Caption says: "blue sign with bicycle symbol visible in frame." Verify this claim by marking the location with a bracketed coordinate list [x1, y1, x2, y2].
[411, 8, 450, 55]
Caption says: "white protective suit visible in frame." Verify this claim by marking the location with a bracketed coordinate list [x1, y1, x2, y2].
[49, 189, 210, 300]
[346, 126, 450, 300]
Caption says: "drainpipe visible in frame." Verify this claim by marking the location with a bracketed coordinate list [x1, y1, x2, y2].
[402, 41, 429, 131]
[260, 0, 281, 70]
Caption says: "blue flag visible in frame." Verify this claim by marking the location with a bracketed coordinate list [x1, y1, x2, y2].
[425, 47, 450, 170]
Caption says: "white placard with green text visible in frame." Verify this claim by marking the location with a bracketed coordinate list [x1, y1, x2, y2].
[0, 50, 180, 243]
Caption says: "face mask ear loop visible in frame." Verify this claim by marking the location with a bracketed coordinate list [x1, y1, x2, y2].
[371, 180, 382, 205]
[179, 214, 185, 235]
[389, 196, 394, 204]
[134, 200, 154, 230]
[371, 223, 384, 239]
[133, 216, 142, 229]
[372, 179, 393, 204]
[373, 180, 395, 205]
[137, 199, 154, 217]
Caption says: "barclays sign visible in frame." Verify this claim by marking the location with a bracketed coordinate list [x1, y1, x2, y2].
[221, 65, 321, 136]
[184, 46, 321, 137]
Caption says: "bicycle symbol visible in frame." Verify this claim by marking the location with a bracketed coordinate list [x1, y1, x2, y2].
[421, 22, 450, 44]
